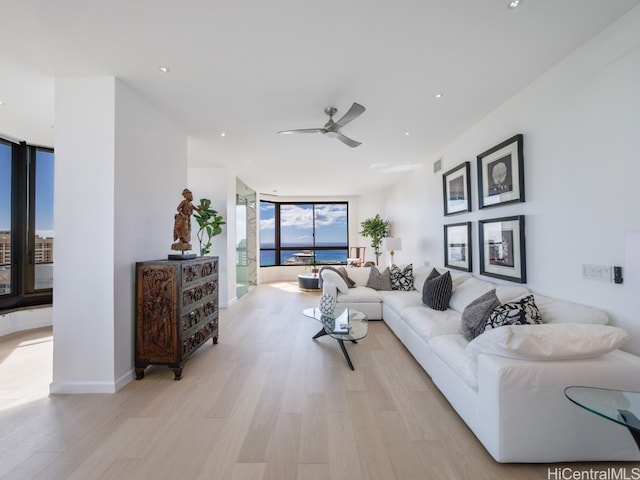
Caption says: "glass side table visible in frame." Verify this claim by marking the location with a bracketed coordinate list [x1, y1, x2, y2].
[565, 386, 640, 449]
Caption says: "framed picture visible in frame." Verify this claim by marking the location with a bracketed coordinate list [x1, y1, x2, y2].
[444, 222, 472, 272]
[442, 162, 471, 215]
[479, 216, 526, 283]
[477, 134, 524, 209]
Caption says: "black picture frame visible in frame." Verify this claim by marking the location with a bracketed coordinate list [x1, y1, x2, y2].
[442, 162, 471, 216]
[444, 222, 472, 272]
[477, 134, 524, 209]
[479, 215, 526, 283]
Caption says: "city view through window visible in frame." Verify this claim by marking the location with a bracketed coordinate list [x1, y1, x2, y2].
[0, 142, 54, 297]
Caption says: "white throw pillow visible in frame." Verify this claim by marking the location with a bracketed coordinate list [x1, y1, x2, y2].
[321, 269, 349, 293]
[532, 294, 609, 324]
[322, 280, 337, 297]
[466, 323, 629, 362]
[449, 277, 495, 313]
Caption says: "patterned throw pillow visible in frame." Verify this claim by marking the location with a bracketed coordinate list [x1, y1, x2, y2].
[422, 269, 452, 311]
[461, 289, 500, 341]
[366, 266, 392, 291]
[483, 295, 543, 332]
[391, 264, 414, 291]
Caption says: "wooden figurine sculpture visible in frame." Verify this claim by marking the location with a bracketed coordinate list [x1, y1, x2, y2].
[171, 188, 200, 253]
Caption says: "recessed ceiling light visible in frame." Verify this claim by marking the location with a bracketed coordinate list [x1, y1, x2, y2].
[158, 66, 170, 73]
[434, 93, 443, 98]
[0, 101, 5, 106]
[507, 0, 522, 9]
[404, 132, 411, 136]
[220, 132, 226, 137]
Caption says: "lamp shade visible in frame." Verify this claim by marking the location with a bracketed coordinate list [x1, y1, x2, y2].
[626, 232, 640, 292]
[384, 237, 402, 252]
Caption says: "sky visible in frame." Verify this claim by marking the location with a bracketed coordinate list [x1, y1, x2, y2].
[0, 144, 54, 235]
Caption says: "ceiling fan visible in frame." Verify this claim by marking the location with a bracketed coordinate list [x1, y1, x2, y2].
[277, 102, 366, 148]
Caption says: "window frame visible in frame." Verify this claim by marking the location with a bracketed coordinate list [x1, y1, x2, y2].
[0, 138, 53, 311]
[260, 200, 349, 267]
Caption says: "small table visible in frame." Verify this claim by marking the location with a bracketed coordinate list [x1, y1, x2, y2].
[297, 273, 320, 291]
[303, 307, 368, 370]
[565, 386, 640, 449]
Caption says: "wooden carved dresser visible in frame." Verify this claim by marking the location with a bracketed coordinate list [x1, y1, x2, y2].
[135, 256, 219, 380]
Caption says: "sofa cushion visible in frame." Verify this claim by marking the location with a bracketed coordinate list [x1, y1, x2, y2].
[449, 277, 495, 313]
[422, 269, 452, 311]
[483, 294, 543, 331]
[413, 266, 471, 293]
[337, 266, 356, 287]
[461, 289, 501, 341]
[391, 264, 414, 291]
[495, 285, 530, 304]
[532, 294, 609, 325]
[344, 266, 371, 286]
[402, 306, 462, 340]
[382, 290, 423, 314]
[467, 323, 629, 362]
[336, 286, 384, 303]
[366, 266, 392, 290]
[429, 334, 477, 389]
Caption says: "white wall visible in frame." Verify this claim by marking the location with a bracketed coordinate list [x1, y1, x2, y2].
[187, 162, 236, 307]
[114, 79, 187, 387]
[373, 7, 640, 354]
[52, 77, 187, 393]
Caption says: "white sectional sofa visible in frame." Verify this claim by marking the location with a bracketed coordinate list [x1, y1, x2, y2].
[320, 265, 640, 463]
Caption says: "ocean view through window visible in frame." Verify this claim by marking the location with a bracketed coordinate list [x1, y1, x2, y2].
[260, 201, 348, 267]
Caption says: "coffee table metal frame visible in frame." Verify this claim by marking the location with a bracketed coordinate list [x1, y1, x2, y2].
[303, 307, 368, 370]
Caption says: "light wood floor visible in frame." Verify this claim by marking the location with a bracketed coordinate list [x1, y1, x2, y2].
[0, 282, 635, 479]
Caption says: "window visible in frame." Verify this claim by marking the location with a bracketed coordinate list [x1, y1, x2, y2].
[259, 201, 348, 267]
[0, 139, 54, 310]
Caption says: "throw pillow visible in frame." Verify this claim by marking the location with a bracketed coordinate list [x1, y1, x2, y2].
[319, 268, 349, 294]
[422, 269, 452, 311]
[391, 264, 414, 291]
[337, 266, 356, 287]
[461, 289, 501, 341]
[483, 294, 543, 332]
[466, 324, 629, 362]
[366, 266, 392, 291]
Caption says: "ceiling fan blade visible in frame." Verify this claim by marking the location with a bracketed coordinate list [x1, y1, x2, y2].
[337, 133, 362, 148]
[334, 102, 365, 128]
[277, 128, 325, 134]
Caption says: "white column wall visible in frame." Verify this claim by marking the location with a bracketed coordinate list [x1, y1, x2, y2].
[52, 77, 187, 393]
[373, 7, 640, 355]
[52, 77, 117, 393]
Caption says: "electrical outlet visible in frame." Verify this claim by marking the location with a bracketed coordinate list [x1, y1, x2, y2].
[582, 264, 612, 282]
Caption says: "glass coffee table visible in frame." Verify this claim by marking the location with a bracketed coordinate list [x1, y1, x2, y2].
[565, 386, 640, 449]
[303, 307, 368, 370]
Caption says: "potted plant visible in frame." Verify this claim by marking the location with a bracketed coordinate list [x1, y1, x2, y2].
[359, 214, 390, 265]
[193, 198, 226, 256]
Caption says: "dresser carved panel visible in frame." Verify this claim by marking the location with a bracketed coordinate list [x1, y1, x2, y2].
[135, 256, 219, 380]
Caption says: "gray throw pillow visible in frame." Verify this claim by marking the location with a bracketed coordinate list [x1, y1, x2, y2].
[337, 266, 356, 287]
[366, 266, 392, 290]
[461, 289, 500, 341]
[422, 269, 452, 311]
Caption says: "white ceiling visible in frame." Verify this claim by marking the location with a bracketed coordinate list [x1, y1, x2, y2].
[1, 0, 639, 196]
